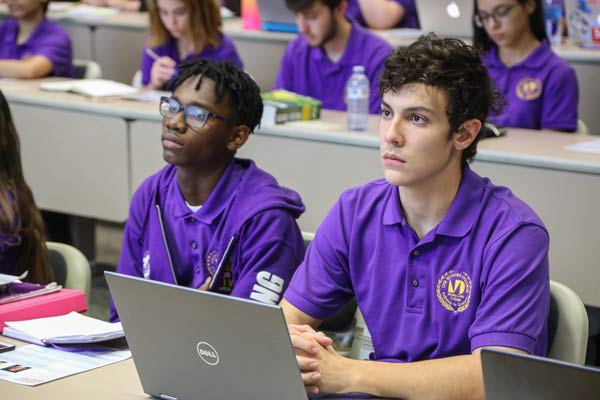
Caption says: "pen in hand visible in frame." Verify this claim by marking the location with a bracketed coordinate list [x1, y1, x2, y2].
[145, 48, 160, 61]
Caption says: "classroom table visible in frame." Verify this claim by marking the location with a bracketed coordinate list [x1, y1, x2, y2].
[0, 337, 394, 399]
[1, 5, 598, 131]
[1, 79, 600, 307]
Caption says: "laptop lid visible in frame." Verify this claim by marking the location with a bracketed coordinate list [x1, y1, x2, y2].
[481, 348, 600, 400]
[105, 271, 307, 400]
[257, 0, 298, 32]
[416, 0, 474, 38]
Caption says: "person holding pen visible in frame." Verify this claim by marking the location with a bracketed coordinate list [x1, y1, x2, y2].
[0, 90, 52, 284]
[109, 59, 305, 322]
[141, 0, 243, 90]
[473, 0, 578, 131]
[0, 0, 74, 78]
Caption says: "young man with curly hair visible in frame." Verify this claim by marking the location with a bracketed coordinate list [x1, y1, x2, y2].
[281, 33, 550, 399]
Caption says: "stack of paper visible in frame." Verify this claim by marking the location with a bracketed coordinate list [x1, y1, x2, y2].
[2, 312, 124, 346]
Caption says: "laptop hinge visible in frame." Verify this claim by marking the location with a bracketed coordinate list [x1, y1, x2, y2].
[159, 394, 178, 400]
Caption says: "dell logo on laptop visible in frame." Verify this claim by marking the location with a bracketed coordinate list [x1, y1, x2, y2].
[196, 342, 220, 365]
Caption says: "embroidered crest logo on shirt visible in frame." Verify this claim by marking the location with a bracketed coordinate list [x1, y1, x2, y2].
[516, 77, 543, 101]
[205, 249, 219, 275]
[436, 270, 472, 313]
[142, 250, 151, 279]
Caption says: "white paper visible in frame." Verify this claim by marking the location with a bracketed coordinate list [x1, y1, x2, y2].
[565, 139, 600, 154]
[4, 312, 123, 344]
[0, 271, 28, 285]
[0, 344, 130, 386]
[122, 89, 170, 103]
[39, 79, 138, 98]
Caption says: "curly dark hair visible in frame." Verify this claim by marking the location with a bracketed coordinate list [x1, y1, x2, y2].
[379, 33, 502, 164]
[285, 0, 342, 12]
[170, 59, 263, 134]
[473, 0, 547, 53]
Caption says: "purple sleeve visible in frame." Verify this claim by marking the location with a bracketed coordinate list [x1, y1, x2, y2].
[31, 25, 73, 77]
[284, 198, 354, 319]
[109, 185, 150, 322]
[230, 209, 305, 305]
[540, 64, 579, 132]
[366, 42, 392, 114]
[218, 35, 244, 70]
[469, 224, 550, 355]
[272, 43, 295, 90]
[140, 46, 156, 87]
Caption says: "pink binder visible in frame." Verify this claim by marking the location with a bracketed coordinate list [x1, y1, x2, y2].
[0, 289, 87, 330]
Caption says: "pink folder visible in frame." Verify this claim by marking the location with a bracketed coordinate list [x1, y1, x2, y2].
[0, 289, 87, 330]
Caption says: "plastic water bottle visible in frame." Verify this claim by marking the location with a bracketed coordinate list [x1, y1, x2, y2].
[346, 65, 370, 131]
[544, 0, 564, 45]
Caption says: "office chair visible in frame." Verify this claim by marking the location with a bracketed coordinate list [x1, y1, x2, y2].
[300, 231, 358, 351]
[47, 242, 92, 304]
[73, 59, 103, 80]
[547, 280, 589, 365]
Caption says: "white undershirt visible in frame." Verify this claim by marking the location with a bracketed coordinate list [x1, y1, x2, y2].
[185, 201, 202, 213]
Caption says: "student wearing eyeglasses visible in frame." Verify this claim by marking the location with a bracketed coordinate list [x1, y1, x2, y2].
[141, 0, 243, 90]
[0, 0, 74, 78]
[109, 60, 305, 322]
[473, 0, 578, 132]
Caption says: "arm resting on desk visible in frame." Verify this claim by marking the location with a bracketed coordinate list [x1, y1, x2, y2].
[0, 56, 53, 79]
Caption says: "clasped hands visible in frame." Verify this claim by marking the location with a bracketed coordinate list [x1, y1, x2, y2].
[288, 324, 352, 395]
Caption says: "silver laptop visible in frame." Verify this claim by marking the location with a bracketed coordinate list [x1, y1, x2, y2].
[257, 0, 298, 32]
[106, 271, 307, 400]
[416, 0, 474, 38]
[482, 348, 600, 400]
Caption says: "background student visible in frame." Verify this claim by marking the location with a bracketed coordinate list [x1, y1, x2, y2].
[345, 0, 419, 29]
[473, 0, 578, 131]
[0, 0, 74, 78]
[281, 34, 549, 398]
[110, 60, 305, 321]
[273, 0, 392, 114]
[0, 90, 52, 284]
[141, 0, 243, 90]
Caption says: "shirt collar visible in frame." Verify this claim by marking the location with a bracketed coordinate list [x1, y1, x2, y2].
[382, 165, 482, 238]
[169, 160, 243, 224]
[313, 19, 362, 66]
[486, 41, 553, 70]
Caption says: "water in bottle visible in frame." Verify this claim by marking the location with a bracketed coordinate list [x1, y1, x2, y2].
[346, 65, 370, 131]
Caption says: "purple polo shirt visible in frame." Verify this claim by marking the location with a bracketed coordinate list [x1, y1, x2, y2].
[285, 165, 550, 361]
[483, 41, 578, 131]
[140, 35, 244, 86]
[0, 18, 74, 78]
[110, 158, 305, 322]
[273, 22, 392, 114]
[346, 0, 420, 29]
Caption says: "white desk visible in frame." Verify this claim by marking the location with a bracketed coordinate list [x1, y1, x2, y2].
[2, 79, 600, 307]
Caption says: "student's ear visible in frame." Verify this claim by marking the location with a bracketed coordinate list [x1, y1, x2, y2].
[226, 124, 250, 153]
[525, 0, 536, 15]
[335, 0, 348, 17]
[453, 118, 481, 151]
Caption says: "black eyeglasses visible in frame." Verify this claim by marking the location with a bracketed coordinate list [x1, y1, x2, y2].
[474, 3, 516, 28]
[159, 96, 229, 130]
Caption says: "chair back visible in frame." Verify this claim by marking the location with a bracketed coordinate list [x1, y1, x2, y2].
[548, 280, 589, 364]
[576, 119, 590, 135]
[73, 59, 103, 80]
[47, 242, 92, 303]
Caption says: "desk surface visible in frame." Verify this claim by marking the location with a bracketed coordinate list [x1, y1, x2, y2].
[3, 79, 600, 174]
